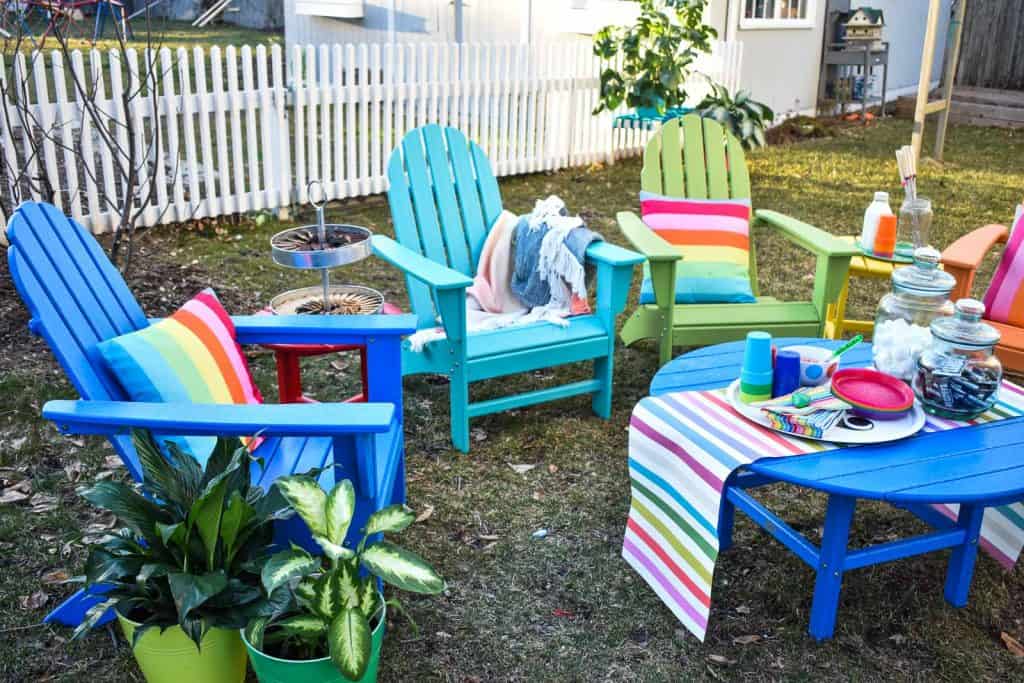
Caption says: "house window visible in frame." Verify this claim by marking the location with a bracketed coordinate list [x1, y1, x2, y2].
[741, 0, 814, 29]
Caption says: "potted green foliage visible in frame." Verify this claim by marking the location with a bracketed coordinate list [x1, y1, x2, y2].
[593, 0, 716, 119]
[242, 475, 445, 682]
[72, 431, 292, 683]
[694, 83, 775, 149]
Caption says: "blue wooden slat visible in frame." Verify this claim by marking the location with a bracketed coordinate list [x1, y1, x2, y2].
[445, 127, 490, 270]
[422, 125, 472, 275]
[470, 141, 502, 228]
[232, 312, 418, 345]
[43, 400, 397, 436]
[401, 129, 450, 267]
[385, 154, 437, 328]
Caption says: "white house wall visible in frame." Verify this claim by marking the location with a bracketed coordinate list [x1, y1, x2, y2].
[870, 0, 953, 96]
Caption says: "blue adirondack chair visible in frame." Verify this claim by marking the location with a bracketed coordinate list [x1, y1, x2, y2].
[373, 125, 644, 452]
[5, 201, 417, 625]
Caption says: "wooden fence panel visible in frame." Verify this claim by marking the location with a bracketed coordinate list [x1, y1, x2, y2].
[956, 0, 1024, 91]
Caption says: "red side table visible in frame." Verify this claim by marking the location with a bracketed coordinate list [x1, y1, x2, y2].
[260, 303, 403, 404]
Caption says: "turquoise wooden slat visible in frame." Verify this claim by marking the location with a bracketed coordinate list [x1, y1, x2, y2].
[445, 127, 489, 269]
[422, 125, 472, 275]
[386, 153, 437, 327]
[470, 141, 502, 228]
[381, 126, 643, 451]
[401, 130, 450, 267]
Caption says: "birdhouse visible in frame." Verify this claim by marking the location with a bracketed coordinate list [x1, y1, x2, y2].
[842, 7, 885, 50]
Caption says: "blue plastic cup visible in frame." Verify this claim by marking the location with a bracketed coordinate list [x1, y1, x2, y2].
[772, 350, 802, 398]
[740, 331, 774, 403]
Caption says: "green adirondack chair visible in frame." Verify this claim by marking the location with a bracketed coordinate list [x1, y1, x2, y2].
[618, 115, 858, 365]
[373, 125, 644, 453]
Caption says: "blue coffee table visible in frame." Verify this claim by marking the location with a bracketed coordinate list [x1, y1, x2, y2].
[650, 338, 1024, 640]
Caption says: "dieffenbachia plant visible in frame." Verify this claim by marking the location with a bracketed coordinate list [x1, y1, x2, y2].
[695, 82, 775, 149]
[246, 476, 445, 680]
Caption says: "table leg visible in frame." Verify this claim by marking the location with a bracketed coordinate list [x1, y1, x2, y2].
[275, 350, 305, 404]
[809, 494, 856, 640]
[719, 496, 736, 552]
[944, 504, 986, 607]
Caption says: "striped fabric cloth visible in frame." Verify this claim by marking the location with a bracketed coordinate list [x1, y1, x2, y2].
[637, 192, 756, 305]
[982, 206, 1024, 326]
[623, 382, 1024, 641]
[98, 288, 263, 463]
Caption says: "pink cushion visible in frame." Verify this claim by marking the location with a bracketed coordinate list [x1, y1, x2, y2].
[982, 206, 1024, 327]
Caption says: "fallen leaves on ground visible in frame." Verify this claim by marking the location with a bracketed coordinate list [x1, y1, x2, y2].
[708, 654, 735, 665]
[41, 568, 71, 584]
[29, 492, 60, 513]
[1001, 632, 1024, 657]
[20, 590, 48, 610]
[732, 634, 762, 645]
[0, 478, 32, 504]
[507, 463, 537, 474]
[415, 504, 434, 523]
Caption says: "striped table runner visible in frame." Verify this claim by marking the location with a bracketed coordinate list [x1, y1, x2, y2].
[623, 381, 1024, 641]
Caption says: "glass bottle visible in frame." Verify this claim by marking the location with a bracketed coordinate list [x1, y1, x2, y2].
[872, 246, 957, 380]
[913, 299, 1003, 420]
[897, 197, 933, 257]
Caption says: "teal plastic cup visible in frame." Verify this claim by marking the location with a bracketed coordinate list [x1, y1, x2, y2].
[740, 331, 774, 403]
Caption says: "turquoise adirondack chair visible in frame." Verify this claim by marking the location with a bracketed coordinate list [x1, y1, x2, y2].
[373, 125, 644, 452]
[6, 201, 416, 625]
[618, 116, 858, 365]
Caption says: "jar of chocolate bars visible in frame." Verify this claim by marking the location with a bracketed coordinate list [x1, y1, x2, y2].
[913, 298, 1002, 420]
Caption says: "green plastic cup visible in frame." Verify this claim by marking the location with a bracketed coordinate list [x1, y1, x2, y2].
[117, 612, 247, 683]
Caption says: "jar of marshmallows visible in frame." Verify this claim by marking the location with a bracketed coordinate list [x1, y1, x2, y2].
[872, 246, 956, 380]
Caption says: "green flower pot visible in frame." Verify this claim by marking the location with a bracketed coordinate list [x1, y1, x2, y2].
[242, 600, 386, 683]
[117, 612, 247, 683]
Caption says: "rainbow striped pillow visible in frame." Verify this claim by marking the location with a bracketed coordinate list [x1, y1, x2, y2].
[98, 289, 263, 464]
[983, 206, 1024, 327]
[638, 192, 756, 305]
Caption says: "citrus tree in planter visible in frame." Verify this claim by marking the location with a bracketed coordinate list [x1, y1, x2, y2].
[592, 0, 716, 118]
[72, 431, 293, 683]
[243, 476, 445, 683]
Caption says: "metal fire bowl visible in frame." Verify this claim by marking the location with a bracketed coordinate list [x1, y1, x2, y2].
[270, 224, 373, 270]
[269, 284, 385, 316]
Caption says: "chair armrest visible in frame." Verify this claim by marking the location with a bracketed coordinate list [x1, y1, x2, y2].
[43, 400, 396, 437]
[372, 235, 473, 290]
[232, 314, 417, 346]
[585, 240, 645, 268]
[755, 210, 859, 257]
[616, 211, 680, 262]
[941, 224, 1009, 271]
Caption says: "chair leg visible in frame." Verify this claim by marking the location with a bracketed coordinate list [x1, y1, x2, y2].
[944, 503, 986, 607]
[809, 494, 856, 640]
[450, 371, 470, 453]
[658, 307, 675, 367]
[592, 353, 613, 419]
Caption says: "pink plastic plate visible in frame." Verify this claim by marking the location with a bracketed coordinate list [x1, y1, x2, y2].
[830, 369, 915, 417]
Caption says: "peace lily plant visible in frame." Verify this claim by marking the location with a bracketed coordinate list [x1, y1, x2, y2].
[244, 475, 445, 682]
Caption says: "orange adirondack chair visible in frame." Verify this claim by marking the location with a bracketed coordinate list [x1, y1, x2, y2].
[941, 220, 1024, 373]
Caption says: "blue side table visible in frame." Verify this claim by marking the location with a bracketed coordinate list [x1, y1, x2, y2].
[650, 338, 1024, 640]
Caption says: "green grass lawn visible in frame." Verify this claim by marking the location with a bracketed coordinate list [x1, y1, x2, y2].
[2, 118, 1023, 682]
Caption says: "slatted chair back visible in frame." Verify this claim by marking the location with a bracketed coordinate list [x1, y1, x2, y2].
[640, 115, 758, 293]
[386, 124, 503, 327]
[6, 201, 149, 478]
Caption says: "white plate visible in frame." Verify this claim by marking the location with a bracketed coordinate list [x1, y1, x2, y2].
[726, 380, 926, 444]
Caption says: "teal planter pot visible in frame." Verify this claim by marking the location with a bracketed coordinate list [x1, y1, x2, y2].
[242, 600, 386, 683]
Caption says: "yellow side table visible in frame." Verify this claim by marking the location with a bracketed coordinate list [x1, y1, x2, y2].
[824, 236, 911, 340]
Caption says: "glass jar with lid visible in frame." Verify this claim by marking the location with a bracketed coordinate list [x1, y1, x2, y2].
[913, 299, 1002, 420]
[872, 246, 957, 380]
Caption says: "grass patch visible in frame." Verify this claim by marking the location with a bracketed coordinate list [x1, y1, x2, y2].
[1, 118, 1023, 681]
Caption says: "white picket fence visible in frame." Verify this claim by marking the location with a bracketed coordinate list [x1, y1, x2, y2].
[0, 40, 742, 234]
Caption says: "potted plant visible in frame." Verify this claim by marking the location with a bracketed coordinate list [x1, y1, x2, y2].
[242, 475, 445, 682]
[72, 431, 292, 683]
[592, 0, 716, 119]
[694, 82, 775, 149]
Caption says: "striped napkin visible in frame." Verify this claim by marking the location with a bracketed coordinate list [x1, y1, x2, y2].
[623, 382, 1024, 641]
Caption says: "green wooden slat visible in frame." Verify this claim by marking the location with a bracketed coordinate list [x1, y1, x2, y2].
[681, 115, 708, 199]
[702, 118, 730, 199]
[641, 133, 663, 194]
[445, 128, 489, 270]
[422, 125, 472, 275]
[401, 130, 450, 267]
[385, 153, 437, 328]
[660, 118, 685, 197]
[470, 142, 503, 228]
[726, 131, 751, 199]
